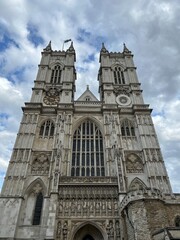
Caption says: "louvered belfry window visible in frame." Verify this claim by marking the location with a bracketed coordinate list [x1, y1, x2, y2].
[51, 65, 61, 84]
[113, 66, 125, 84]
[71, 120, 105, 177]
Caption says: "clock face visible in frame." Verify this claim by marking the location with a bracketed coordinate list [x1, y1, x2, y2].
[116, 94, 131, 106]
[43, 88, 60, 105]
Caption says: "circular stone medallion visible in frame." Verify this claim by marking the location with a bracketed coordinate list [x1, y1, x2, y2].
[116, 94, 131, 106]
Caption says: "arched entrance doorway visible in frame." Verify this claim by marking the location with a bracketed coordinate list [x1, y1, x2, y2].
[73, 223, 104, 240]
[82, 234, 94, 240]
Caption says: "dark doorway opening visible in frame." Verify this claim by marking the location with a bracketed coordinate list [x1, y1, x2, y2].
[83, 234, 95, 240]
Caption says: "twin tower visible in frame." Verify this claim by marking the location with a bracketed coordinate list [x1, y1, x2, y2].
[0, 41, 180, 240]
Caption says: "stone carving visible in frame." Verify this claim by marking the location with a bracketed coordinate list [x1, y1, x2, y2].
[54, 171, 59, 187]
[31, 154, 49, 175]
[58, 198, 118, 218]
[126, 153, 143, 173]
[106, 220, 114, 240]
[59, 176, 118, 184]
[58, 186, 118, 217]
[129, 178, 146, 192]
[63, 221, 68, 240]
[56, 140, 63, 166]
[43, 87, 60, 105]
[114, 86, 131, 96]
[115, 220, 121, 239]
[120, 187, 164, 211]
[32, 183, 43, 194]
[56, 221, 62, 240]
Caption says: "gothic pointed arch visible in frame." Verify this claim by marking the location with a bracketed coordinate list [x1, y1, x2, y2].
[71, 221, 105, 240]
[111, 63, 126, 85]
[128, 177, 147, 192]
[21, 178, 46, 226]
[49, 61, 64, 84]
[24, 177, 46, 197]
[83, 234, 94, 240]
[71, 118, 105, 177]
[72, 116, 104, 135]
[39, 119, 55, 138]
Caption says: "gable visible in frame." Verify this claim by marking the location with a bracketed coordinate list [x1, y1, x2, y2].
[76, 86, 99, 102]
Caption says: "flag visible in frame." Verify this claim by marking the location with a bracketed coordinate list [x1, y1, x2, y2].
[64, 39, 71, 43]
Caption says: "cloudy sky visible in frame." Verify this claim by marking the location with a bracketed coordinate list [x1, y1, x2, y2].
[0, 0, 180, 192]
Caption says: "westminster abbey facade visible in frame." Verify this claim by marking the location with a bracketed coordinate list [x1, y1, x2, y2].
[0, 41, 180, 240]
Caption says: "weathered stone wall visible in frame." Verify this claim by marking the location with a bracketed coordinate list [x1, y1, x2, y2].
[128, 201, 152, 240]
[145, 199, 169, 234]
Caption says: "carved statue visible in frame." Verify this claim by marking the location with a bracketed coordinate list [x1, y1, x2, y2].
[106, 220, 114, 240]
[63, 221, 68, 240]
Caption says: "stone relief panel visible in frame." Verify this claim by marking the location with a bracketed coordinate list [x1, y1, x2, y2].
[56, 220, 68, 240]
[106, 220, 121, 240]
[114, 85, 131, 97]
[57, 185, 119, 218]
[125, 153, 144, 173]
[128, 178, 147, 192]
[31, 153, 50, 175]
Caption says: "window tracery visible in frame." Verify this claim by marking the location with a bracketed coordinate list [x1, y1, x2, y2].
[71, 120, 105, 177]
[39, 120, 55, 138]
[113, 66, 125, 84]
[121, 119, 135, 137]
[51, 65, 62, 84]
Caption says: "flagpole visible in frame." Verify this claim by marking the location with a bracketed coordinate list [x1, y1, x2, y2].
[62, 39, 72, 51]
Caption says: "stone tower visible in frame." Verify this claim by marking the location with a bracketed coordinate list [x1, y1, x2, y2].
[0, 42, 180, 240]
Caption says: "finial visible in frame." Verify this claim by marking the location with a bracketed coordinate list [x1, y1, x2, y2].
[101, 42, 108, 53]
[66, 41, 75, 52]
[87, 85, 89, 90]
[43, 41, 52, 52]
[123, 43, 131, 53]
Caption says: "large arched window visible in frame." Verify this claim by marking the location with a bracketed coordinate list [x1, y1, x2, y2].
[51, 65, 62, 84]
[32, 192, 43, 225]
[113, 66, 125, 84]
[71, 120, 105, 177]
[121, 119, 135, 137]
[39, 120, 55, 138]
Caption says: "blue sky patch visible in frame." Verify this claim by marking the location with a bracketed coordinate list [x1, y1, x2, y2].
[0, 33, 19, 52]
[83, 54, 95, 63]
[77, 28, 91, 43]
[27, 23, 44, 47]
